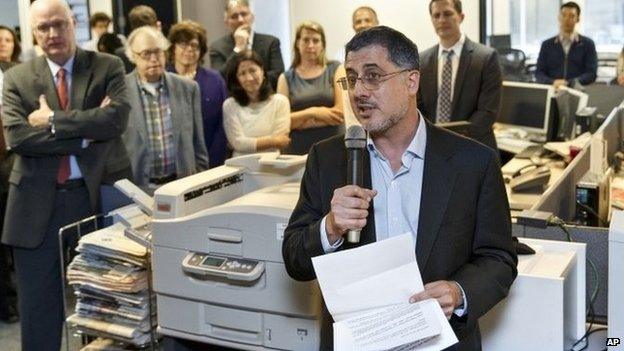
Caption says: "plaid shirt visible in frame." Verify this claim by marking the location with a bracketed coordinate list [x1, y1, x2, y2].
[137, 77, 176, 178]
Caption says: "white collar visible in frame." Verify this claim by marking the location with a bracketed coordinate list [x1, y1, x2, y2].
[438, 33, 466, 59]
[46, 54, 75, 78]
[558, 31, 579, 43]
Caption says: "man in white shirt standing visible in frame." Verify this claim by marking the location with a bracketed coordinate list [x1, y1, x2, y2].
[417, 0, 501, 151]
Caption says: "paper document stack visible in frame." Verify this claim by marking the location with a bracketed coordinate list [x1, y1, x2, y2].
[66, 223, 155, 346]
[312, 234, 458, 351]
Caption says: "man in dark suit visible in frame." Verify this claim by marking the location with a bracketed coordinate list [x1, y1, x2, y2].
[209, 0, 284, 90]
[1, 1, 129, 349]
[282, 26, 517, 350]
[535, 1, 597, 89]
[417, 0, 501, 151]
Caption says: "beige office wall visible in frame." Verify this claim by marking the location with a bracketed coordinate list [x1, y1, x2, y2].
[290, 0, 481, 62]
[179, 0, 229, 67]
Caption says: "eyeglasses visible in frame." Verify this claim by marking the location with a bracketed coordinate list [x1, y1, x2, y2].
[340, 69, 411, 91]
[35, 20, 69, 35]
[133, 48, 164, 60]
[177, 42, 200, 51]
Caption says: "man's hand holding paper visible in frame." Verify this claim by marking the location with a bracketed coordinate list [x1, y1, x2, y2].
[410, 280, 464, 319]
[312, 234, 458, 350]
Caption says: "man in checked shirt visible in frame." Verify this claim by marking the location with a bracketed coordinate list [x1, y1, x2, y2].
[122, 26, 209, 191]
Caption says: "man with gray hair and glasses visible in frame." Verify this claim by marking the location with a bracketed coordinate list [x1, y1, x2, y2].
[282, 26, 516, 350]
[1, 0, 129, 349]
[122, 26, 208, 191]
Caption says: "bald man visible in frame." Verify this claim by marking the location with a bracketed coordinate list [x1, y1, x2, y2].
[352, 6, 379, 33]
[1, 1, 129, 349]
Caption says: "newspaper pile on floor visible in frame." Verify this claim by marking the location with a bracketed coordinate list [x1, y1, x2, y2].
[66, 222, 155, 347]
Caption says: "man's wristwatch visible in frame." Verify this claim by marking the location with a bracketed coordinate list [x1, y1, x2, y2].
[48, 111, 55, 134]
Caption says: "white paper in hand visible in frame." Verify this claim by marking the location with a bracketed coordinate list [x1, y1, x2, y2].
[312, 233, 458, 350]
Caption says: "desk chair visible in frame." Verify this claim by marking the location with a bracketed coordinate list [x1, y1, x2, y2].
[498, 48, 528, 82]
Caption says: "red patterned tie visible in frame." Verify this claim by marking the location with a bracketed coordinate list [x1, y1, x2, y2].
[56, 68, 70, 184]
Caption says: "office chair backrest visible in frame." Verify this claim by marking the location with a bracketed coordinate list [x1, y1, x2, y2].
[497, 48, 527, 82]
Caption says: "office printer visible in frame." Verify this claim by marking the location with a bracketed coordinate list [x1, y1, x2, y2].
[147, 153, 322, 350]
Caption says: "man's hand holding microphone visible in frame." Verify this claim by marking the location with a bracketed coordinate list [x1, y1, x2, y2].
[325, 125, 375, 245]
[325, 185, 377, 245]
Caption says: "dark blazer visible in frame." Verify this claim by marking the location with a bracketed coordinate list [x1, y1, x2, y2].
[114, 46, 135, 74]
[167, 66, 228, 168]
[123, 72, 209, 187]
[1, 49, 130, 248]
[418, 38, 501, 151]
[535, 34, 597, 86]
[282, 121, 517, 350]
[209, 32, 284, 90]
[0, 61, 17, 195]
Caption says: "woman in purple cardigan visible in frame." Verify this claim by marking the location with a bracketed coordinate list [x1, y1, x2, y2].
[168, 20, 228, 167]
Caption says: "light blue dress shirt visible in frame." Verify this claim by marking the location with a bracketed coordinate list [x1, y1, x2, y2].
[47, 56, 84, 180]
[319, 115, 467, 315]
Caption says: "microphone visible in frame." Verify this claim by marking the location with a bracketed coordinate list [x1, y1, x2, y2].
[344, 124, 367, 243]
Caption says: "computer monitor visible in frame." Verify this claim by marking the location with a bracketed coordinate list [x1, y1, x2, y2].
[556, 86, 589, 140]
[498, 81, 556, 137]
[489, 34, 511, 50]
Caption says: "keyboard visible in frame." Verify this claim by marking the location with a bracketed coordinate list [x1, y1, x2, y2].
[497, 137, 538, 154]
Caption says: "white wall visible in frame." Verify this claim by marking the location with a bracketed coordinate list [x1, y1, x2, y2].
[492, 0, 511, 35]
[0, 0, 20, 28]
[289, 0, 481, 62]
[17, 0, 31, 52]
[89, 0, 113, 17]
[252, 0, 292, 66]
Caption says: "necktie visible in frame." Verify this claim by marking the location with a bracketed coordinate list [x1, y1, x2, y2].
[437, 50, 454, 123]
[56, 68, 70, 184]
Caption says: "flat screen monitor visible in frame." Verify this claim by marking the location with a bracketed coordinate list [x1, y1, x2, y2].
[556, 86, 589, 140]
[497, 81, 555, 136]
[489, 34, 511, 50]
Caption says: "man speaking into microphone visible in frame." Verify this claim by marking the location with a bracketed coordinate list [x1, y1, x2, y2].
[282, 25, 517, 350]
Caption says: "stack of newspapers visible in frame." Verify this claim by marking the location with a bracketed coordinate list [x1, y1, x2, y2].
[66, 222, 154, 347]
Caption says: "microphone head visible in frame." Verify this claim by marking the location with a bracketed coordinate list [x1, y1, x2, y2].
[345, 124, 367, 149]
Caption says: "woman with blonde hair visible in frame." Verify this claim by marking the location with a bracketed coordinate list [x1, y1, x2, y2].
[277, 21, 345, 155]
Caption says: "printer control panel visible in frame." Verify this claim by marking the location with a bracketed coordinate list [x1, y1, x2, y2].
[182, 253, 264, 282]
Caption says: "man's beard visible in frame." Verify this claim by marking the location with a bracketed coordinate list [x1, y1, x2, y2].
[365, 103, 408, 136]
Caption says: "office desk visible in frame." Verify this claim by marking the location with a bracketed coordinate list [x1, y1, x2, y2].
[481, 238, 586, 351]
[502, 156, 567, 211]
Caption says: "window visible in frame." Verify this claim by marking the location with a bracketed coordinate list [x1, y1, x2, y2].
[583, 1, 624, 54]
[487, 0, 624, 58]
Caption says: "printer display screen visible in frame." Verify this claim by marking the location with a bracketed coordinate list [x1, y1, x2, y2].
[201, 257, 225, 267]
